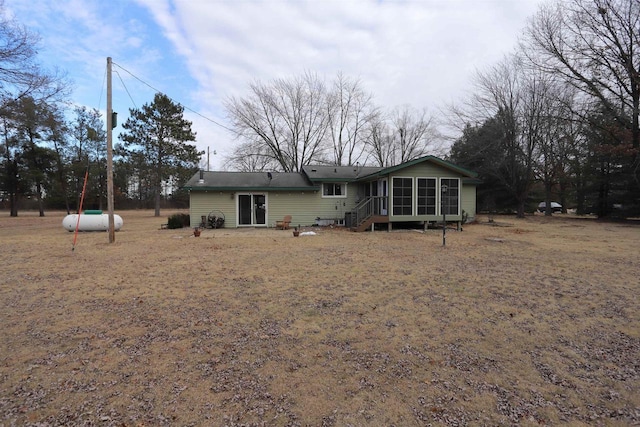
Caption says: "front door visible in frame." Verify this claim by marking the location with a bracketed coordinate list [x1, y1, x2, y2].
[378, 178, 388, 215]
[238, 194, 267, 226]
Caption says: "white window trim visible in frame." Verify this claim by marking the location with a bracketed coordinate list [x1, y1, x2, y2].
[321, 182, 347, 198]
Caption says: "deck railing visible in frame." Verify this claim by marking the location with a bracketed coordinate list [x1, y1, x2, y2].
[351, 196, 388, 227]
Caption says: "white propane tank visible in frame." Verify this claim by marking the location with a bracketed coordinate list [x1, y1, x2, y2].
[62, 214, 123, 232]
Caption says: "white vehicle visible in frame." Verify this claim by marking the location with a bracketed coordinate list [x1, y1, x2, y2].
[538, 201, 562, 213]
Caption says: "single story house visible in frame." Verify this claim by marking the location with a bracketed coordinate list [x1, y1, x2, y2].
[183, 155, 479, 231]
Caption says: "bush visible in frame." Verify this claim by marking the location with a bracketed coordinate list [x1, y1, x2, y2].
[167, 213, 191, 229]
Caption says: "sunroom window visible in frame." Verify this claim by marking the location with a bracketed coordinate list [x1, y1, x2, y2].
[392, 177, 413, 215]
[417, 178, 436, 215]
[440, 178, 459, 215]
[323, 183, 346, 198]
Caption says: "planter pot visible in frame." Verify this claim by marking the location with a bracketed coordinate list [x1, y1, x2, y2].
[293, 231, 300, 237]
[194, 228, 201, 237]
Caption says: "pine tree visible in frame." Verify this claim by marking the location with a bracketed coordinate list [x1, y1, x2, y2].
[119, 93, 199, 216]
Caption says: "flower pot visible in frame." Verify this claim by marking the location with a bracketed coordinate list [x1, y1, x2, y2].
[194, 228, 201, 237]
[293, 230, 300, 237]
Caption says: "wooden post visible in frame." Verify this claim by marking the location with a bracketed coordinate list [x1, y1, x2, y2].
[106, 57, 115, 243]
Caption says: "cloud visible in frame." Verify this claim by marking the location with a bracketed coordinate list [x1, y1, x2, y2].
[4, 0, 542, 169]
[140, 0, 540, 108]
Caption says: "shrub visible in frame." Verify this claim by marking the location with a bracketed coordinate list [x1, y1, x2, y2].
[167, 213, 191, 229]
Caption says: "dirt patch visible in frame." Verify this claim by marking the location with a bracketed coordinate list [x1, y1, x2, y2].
[1, 211, 638, 425]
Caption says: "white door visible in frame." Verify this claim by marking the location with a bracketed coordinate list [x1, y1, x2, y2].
[378, 179, 388, 215]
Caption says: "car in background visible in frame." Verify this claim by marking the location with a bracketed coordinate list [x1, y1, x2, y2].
[538, 201, 562, 213]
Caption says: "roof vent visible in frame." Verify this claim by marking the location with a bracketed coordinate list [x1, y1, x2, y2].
[198, 169, 204, 184]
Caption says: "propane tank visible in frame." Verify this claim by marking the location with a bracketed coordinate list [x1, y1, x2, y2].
[62, 214, 123, 232]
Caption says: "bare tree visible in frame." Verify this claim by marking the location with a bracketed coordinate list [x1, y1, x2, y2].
[326, 73, 377, 166]
[225, 72, 330, 172]
[522, 72, 569, 215]
[391, 106, 437, 163]
[521, 0, 639, 149]
[364, 112, 395, 167]
[226, 140, 280, 172]
[469, 55, 539, 217]
[364, 106, 437, 167]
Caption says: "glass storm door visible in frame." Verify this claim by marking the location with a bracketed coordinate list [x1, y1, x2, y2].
[378, 179, 388, 215]
[238, 194, 267, 226]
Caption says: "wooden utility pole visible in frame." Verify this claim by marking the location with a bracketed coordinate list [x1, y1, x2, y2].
[106, 57, 116, 243]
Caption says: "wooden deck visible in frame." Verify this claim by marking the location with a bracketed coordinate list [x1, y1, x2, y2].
[351, 215, 390, 232]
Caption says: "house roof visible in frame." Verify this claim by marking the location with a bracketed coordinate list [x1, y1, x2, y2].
[355, 155, 479, 180]
[183, 171, 318, 191]
[184, 156, 479, 191]
[301, 165, 383, 182]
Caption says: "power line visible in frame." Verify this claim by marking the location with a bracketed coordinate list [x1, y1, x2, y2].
[111, 61, 234, 132]
[97, 64, 107, 113]
[114, 70, 137, 110]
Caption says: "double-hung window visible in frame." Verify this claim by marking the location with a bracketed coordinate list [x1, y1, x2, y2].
[323, 183, 346, 198]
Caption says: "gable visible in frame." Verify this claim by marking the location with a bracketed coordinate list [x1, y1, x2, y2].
[357, 156, 478, 180]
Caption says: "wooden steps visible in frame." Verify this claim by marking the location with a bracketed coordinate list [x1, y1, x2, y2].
[351, 215, 389, 232]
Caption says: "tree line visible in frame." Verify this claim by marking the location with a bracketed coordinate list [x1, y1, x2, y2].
[225, 0, 638, 218]
[2, 0, 637, 218]
[448, 0, 639, 218]
[0, 4, 200, 217]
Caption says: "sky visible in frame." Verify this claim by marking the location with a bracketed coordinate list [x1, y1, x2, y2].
[4, 0, 544, 170]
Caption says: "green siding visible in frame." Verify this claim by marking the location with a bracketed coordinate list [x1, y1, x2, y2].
[190, 191, 237, 227]
[386, 162, 467, 222]
[190, 187, 359, 228]
[267, 190, 352, 227]
[461, 184, 477, 221]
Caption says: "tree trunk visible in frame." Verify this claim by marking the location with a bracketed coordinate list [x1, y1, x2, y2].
[154, 183, 161, 217]
[37, 181, 44, 217]
[516, 198, 526, 218]
[544, 182, 553, 216]
[597, 162, 610, 217]
[558, 179, 568, 214]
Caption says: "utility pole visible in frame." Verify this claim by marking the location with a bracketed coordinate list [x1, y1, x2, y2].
[106, 57, 116, 243]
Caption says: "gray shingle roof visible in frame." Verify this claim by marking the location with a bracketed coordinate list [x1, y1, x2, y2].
[301, 165, 383, 181]
[184, 171, 317, 191]
[184, 157, 478, 191]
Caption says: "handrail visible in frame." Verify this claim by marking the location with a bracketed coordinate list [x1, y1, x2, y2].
[352, 196, 388, 227]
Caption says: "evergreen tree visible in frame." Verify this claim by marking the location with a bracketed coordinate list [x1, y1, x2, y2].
[119, 93, 199, 216]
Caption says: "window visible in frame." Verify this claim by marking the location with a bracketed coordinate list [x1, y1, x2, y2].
[417, 178, 436, 215]
[392, 177, 413, 215]
[440, 178, 459, 215]
[323, 183, 346, 198]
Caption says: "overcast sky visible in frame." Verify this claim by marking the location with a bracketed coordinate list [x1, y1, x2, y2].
[5, 0, 543, 169]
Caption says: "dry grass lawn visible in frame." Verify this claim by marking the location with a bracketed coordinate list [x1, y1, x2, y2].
[0, 210, 638, 426]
